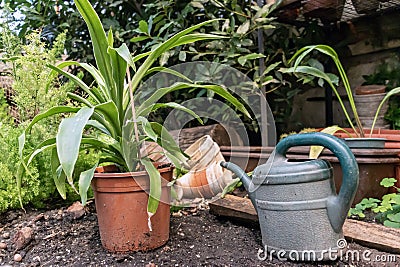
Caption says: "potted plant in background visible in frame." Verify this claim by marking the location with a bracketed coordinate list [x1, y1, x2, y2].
[357, 53, 400, 140]
[282, 44, 400, 204]
[18, 0, 249, 252]
[353, 84, 389, 130]
[283, 44, 400, 140]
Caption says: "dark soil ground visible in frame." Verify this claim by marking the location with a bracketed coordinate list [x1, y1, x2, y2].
[0, 201, 399, 267]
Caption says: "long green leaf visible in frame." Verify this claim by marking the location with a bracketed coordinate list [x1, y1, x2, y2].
[49, 60, 108, 102]
[133, 51, 151, 63]
[48, 64, 101, 104]
[94, 101, 121, 136]
[27, 140, 56, 166]
[90, 112, 116, 138]
[79, 164, 98, 205]
[370, 86, 400, 135]
[51, 149, 67, 199]
[57, 107, 94, 183]
[114, 43, 136, 71]
[150, 122, 188, 168]
[46, 60, 79, 93]
[107, 45, 126, 124]
[168, 33, 225, 50]
[288, 44, 364, 137]
[19, 106, 80, 157]
[81, 137, 122, 155]
[86, 120, 111, 135]
[137, 116, 157, 142]
[144, 67, 193, 82]
[282, 66, 357, 133]
[140, 157, 161, 230]
[74, 0, 113, 89]
[142, 102, 203, 124]
[78, 63, 109, 102]
[283, 65, 332, 82]
[67, 92, 94, 107]
[137, 82, 251, 119]
[130, 19, 220, 94]
[99, 154, 127, 168]
[79, 63, 106, 89]
[121, 121, 140, 171]
[289, 45, 315, 67]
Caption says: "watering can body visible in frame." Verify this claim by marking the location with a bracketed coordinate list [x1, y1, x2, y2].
[221, 133, 359, 261]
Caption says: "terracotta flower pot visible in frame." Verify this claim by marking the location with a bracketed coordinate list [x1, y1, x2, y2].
[92, 163, 173, 252]
[353, 91, 389, 129]
[332, 128, 400, 148]
[174, 135, 234, 200]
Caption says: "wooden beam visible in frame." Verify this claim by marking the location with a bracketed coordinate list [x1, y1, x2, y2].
[343, 219, 400, 254]
[209, 194, 258, 224]
[209, 194, 400, 253]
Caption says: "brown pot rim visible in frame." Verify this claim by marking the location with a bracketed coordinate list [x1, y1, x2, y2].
[94, 162, 174, 178]
[355, 84, 386, 95]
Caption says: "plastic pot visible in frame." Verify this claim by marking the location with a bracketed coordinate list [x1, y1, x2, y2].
[92, 163, 173, 252]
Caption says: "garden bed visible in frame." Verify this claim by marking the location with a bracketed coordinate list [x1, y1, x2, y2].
[0, 201, 398, 266]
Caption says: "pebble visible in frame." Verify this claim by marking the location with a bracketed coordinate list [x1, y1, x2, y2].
[2, 232, 10, 239]
[13, 226, 33, 250]
[14, 253, 22, 262]
[0, 242, 7, 249]
[32, 255, 41, 262]
[65, 202, 85, 219]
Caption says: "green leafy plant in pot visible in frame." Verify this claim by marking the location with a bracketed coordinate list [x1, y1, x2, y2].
[18, 0, 250, 252]
[282, 44, 400, 140]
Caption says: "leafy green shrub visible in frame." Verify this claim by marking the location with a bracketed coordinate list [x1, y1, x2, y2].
[0, 27, 98, 212]
[0, 120, 99, 213]
[8, 31, 74, 122]
[0, 89, 11, 124]
[0, 122, 48, 212]
[127, 1, 327, 137]
[348, 178, 400, 228]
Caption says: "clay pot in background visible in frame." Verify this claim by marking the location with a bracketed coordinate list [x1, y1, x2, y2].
[354, 85, 389, 129]
[333, 128, 400, 148]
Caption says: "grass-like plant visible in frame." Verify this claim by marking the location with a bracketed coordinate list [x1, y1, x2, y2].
[18, 0, 250, 219]
[282, 44, 400, 138]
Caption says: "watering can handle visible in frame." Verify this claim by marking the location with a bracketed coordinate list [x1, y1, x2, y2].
[275, 132, 359, 233]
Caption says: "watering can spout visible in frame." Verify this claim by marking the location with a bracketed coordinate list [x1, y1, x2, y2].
[220, 162, 251, 192]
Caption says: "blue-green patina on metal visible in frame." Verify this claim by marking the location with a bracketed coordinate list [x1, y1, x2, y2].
[221, 132, 359, 261]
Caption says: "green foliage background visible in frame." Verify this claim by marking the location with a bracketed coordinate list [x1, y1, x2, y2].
[0, 29, 98, 213]
[2, 0, 330, 138]
[0, 0, 331, 212]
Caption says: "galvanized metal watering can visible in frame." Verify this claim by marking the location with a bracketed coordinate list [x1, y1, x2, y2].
[221, 133, 359, 261]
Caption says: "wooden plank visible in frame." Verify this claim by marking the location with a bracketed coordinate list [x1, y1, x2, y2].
[209, 194, 258, 224]
[210, 194, 400, 254]
[343, 219, 400, 254]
